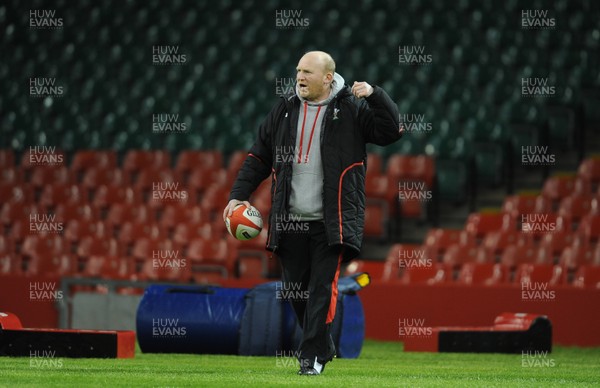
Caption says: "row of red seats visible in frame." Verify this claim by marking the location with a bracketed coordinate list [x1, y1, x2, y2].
[0, 149, 438, 240]
[0, 228, 273, 281]
[384, 239, 600, 276]
[0, 149, 227, 172]
[349, 157, 600, 286]
[347, 259, 600, 288]
[1, 166, 237, 192]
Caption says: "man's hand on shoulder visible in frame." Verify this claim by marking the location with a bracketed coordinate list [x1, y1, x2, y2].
[351, 81, 374, 99]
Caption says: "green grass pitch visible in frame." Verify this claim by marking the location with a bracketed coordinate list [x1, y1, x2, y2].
[1, 340, 599, 387]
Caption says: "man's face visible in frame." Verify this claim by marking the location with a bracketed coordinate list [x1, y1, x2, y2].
[296, 54, 331, 102]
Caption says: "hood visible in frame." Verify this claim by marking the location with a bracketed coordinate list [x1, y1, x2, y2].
[296, 72, 346, 106]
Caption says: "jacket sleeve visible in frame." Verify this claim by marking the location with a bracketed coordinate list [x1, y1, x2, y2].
[358, 86, 402, 146]
[228, 102, 280, 201]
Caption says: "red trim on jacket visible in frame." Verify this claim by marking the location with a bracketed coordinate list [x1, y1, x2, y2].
[337, 162, 364, 243]
[326, 252, 343, 324]
[266, 168, 277, 247]
[248, 153, 264, 165]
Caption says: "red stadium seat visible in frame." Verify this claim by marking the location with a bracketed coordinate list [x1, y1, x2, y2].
[365, 174, 389, 199]
[0, 149, 15, 167]
[233, 229, 269, 278]
[200, 184, 230, 218]
[0, 183, 33, 203]
[20, 149, 66, 171]
[593, 243, 600, 266]
[366, 153, 383, 176]
[106, 203, 154, 227]
[456, 262, 507, 285]
[0, 252, 16, 275]
[187, 238, 236, 273]
[6, 221, 29, 243]
[519, 213, 566, 239]
[131, 238, 174, 263]
[139, 257, 191, 283]
[558, 194, 594, 224]
[176, 150, 223, 174]
[592, 196, 600, 215]
[443, 243, 489, 268]
[424, 229, 470, 261]
[80, 255, 133, 280]
[514, 263, 565, 286]
[64, 220, 112, 245]
[465, 211, 515, 239]
[55, 203, 98, 223]
[135, 168, 183, 190]
[0, 167, 23, 184]
[502, 193, 552, 219]
[482, 229, 532, 258]
[499, 244, 538, 268]
[577, 214, 600, 242]
[572, 265, 600, 288]
[251, 195, 271, 221]
[191, 270, 228, 284]
[386, 155, 435, 189]
[39, 183, 86, 209]
[82, 168, 130, 190]
[159, 204, 203, 231]
[541, 174, 576, 206]
[237, 257, 264, 279]
[538, 227, 575, 259]
[573, 177, 593, 196]
[559, 244, 595, 271]
[1, 202, 39, 226]
[22, 234, 66, 257]
[0, 235, 15, 255]
[92, 185, 138, 210]
[188, 168, 228, 195]
[25, 253, 74, 277]
[30, 166, 72, 188]
[123, 150, 171, 175]
[172, 222, 215, 249]
[227, 151, 249, 177]
[398, 263, 449, 285]
[70, 151, 118, 176]
[118, 221, 164, 247]
[577, 157, 600, 187]
[143, 183, 196, 211]
[363, 202, 388, 240]
[533, 242, 555, 265]
[383, 243, 415, 281]
[77, 236, 120, 259]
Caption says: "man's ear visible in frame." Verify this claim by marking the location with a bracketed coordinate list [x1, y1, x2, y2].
[324, 72, 334, 85]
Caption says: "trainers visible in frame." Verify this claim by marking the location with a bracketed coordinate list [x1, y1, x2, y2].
[297, 357, 323, 375]
[298, 367, 320, 375]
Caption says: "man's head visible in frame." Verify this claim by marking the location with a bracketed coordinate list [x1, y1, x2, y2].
[296, 51, 336, 102]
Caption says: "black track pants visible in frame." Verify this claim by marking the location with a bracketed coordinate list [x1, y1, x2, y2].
[275, 221, 342, 363]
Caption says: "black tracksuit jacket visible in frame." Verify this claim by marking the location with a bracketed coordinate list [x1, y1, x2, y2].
[229, 85, 401, 262]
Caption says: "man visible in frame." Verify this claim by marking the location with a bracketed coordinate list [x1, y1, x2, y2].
[223, 51, 401, 375]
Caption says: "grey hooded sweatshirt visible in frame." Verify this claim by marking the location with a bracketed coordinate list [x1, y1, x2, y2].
[289, 72, 345, 221]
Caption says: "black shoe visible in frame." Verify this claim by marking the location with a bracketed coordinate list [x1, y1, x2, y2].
[298, 357, 324, 375]
[298, 367, 320, 375]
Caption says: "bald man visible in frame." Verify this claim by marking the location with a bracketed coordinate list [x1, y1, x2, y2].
[224, 51, 401, 375]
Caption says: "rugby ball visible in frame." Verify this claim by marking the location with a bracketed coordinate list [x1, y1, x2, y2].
[225, 205, 263, 240]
